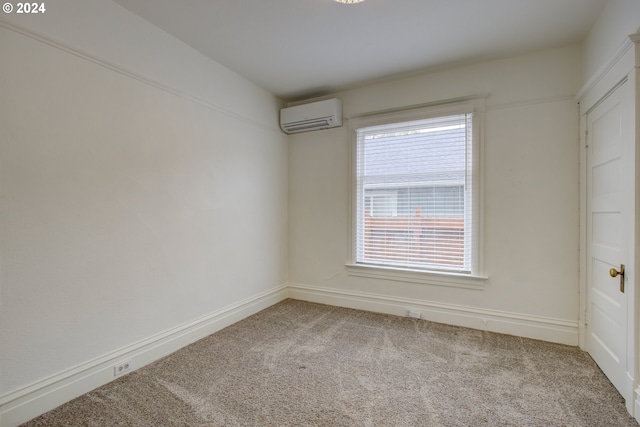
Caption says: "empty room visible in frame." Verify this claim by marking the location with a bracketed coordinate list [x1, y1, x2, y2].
[1, 0, 640, 425]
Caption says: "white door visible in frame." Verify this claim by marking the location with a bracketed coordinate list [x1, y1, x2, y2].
[586, 78, 633, 402]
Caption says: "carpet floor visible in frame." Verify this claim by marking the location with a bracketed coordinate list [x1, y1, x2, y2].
[22, 299, 639, 426]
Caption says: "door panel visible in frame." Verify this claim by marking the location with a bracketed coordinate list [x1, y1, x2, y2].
[592, 213, 620, 247]
[586, 81, 628, 397]
[592, 159, 621, 197]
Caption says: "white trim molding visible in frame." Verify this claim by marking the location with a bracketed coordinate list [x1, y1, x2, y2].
[346, 263, 487, 290]
[635, 386, 640, 424]
[577, 36, 635, 102]
[578, 36, 636, 113]
[0, 282, 582, 427]
[0, 285, 288, 427]
[0, 19, 282, 136]
[287, 283, 579, 346]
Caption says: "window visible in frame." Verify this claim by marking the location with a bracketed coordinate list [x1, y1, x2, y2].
[351, 101, 481, 275]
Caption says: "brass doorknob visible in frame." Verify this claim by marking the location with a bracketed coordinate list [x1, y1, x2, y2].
[609, 264, 625, 293]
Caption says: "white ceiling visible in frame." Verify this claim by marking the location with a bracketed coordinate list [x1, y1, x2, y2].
[113, 0, 607, 101]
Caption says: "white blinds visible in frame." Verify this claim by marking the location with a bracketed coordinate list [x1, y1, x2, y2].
[355, 112, 473, 273]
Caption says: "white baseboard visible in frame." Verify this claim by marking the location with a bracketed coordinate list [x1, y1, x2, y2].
[0, 282, 581, 427]
[287, 283, 579, 346]
[624, 374, 636, 416]
[0, 285, 288, 427]
[635, 387, 640, 423]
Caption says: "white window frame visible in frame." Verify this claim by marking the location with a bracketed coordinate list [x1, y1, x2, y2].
[346, 99, 487, 287]
[365, 190, 398, 217]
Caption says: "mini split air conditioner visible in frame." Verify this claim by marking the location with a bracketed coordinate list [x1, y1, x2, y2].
[280, 98, 343, 134]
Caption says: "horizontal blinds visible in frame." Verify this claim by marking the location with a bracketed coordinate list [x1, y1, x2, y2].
[355, 113, 473, 273]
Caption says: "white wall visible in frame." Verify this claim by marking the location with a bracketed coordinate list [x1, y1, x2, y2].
[0, 0, 287, 409]
[583, 0, 640, 83]
[289, 44, 582, 344]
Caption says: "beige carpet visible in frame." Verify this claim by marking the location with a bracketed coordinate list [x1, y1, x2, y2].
[23, 299, 639, 426]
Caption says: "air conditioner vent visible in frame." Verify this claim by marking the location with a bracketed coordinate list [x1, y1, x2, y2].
[280, 99, 342, 134]
[282, 118, 334, 133]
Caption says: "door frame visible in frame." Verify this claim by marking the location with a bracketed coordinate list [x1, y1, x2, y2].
[578, 34, 640, 419]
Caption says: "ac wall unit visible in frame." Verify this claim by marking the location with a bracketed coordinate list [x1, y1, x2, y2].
[280, 98, 343, 134]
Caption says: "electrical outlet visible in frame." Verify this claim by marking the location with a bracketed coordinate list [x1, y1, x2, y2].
[407, 309, 421, 319]
[114, 359, 133, 377]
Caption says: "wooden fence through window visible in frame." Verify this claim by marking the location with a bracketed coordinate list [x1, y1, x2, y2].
[363, 209, 465, 268]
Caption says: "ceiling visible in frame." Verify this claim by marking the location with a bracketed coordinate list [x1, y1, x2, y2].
[113, 0, 607, 101]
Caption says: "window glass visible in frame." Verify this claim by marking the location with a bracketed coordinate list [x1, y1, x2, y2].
[353, 108, 477, 273]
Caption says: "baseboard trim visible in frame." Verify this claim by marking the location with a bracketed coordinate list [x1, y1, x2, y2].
[0, 285, 288, 427]
[287, 283, 578, 346]
[625, 373, 636, 416]
[0, 282, 581, 426]
[635, 386, 640, 423]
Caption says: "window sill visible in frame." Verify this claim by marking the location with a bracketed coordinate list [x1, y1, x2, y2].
[345, 263, 488, 290]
